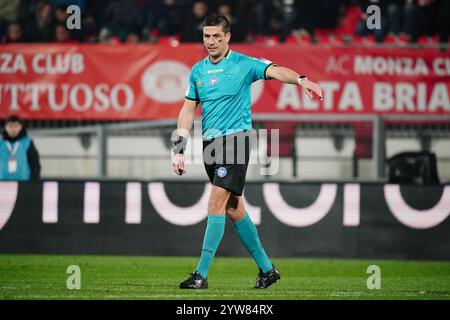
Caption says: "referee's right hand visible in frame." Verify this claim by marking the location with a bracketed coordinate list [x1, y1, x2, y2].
[173, 154, 186, 176]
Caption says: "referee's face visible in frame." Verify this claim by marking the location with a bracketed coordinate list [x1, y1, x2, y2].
[203, 26, 231, 59]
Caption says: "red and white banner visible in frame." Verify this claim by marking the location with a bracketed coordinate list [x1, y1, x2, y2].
[1, 44, 449, 120]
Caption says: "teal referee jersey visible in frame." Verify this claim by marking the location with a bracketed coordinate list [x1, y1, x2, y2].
[185, 50, 276, 139]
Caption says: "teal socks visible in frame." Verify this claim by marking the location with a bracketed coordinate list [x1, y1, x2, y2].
[234, 212, 273, 273]
[196, 215, 226, 279]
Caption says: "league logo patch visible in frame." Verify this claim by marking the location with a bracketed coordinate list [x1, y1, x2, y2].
[217, 167, 227, 178]
[210, 77, 218, 86]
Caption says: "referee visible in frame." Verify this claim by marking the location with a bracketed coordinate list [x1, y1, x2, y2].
[173, 14, 323, 289]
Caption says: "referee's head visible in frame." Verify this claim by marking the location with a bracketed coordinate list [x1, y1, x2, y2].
[202, 14, 231, 59]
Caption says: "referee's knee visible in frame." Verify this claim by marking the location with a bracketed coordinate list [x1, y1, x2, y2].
[226, 207, 245, 222]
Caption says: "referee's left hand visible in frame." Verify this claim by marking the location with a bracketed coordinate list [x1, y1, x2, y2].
[299, 79, 323, 101]
[173, 154, 186, 176]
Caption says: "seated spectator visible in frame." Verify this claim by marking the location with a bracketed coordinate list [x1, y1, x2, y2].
[54, 23, 77, 43]
[0, 115, 41, 182]
[126, 28, 141, 43]
[79, 14, 99, 43]
[54, 4, 68, 24]
[3, 21, 24, 42]
[180, 1, 209, 43]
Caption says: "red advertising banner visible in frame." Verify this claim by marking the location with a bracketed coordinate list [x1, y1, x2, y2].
[0, 44, 449, 120]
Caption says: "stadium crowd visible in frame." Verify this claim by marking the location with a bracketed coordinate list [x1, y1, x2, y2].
[0, 0, 449, 44]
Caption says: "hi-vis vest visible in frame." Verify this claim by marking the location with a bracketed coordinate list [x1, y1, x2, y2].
[0, 136, 32, 181]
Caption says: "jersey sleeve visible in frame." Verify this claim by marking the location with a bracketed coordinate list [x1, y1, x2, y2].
[185, 69, 199, 101]
[247, 56, 277, 83]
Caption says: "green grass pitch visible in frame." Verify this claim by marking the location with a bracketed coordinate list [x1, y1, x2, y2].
[0, 255, 449, 300]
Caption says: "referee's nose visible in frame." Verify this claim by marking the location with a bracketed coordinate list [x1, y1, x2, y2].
[206, 37, 216, 46]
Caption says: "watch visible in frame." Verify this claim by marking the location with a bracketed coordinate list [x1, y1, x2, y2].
[298, 75, 307, 85]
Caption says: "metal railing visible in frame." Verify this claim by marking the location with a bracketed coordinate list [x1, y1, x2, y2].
[28, 114, 450, 181]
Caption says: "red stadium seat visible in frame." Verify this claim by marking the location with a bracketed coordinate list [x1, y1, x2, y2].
[285, 34, 312, 45]
[383, 35, 397, 44]
[316, 35, 344, 46]
[158, 34, 181, 47]
[361, 35, 376, 46]
[255, 35, 280, 46]
[418, 35, 439, 45]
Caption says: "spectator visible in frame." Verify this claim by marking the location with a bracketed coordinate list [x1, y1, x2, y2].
[233, 0, 256, 35]
[216, 2, 247, 42]
[54, 23, 77, 43]
[294, 0, 341, 36]
[102, 0, 142, 42]
[151, 0, 190, 37]
[54, 4, 68, 24]
[22, 0, 54, 42]
[252, 0, 276, 36]
[403, 0, 438, 42]
[0, 0, 20, 39]
[180, 1, 209, 42]
[355, 0, 391, 42]
[79, 14, 99, 43]
[436, 0, 449, 43]
[0, 0, 21, 23]
[384, 0, 403, 37]
[141, 0, 168, 38]
[315, 0, 341, 30]
[3, 21, 24, 42]
[15, 0, 37, 23]
[0, 115, 41, 181]
[1, 0, 447, 44]
[277, 0, 296, 41]
[126, 28, 141, 43]
[84, 0, 110, 27]
[48, 0, 86, 12]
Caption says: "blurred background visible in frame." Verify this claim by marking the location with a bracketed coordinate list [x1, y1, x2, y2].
[1, 0, 449, 184]
[1, 0, 449, 45]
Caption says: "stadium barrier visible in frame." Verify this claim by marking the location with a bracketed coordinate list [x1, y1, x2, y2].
[2, 44, 449, 120]
[0, 180, 449, 260]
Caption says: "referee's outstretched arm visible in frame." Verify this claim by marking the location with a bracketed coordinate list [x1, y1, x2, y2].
[266, 65, 323, 101]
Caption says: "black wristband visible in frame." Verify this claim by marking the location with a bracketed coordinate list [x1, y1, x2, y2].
[172, 136, 187, 155]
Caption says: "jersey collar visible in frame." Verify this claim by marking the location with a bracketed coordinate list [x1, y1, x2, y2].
[208, 49, 232, 65]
